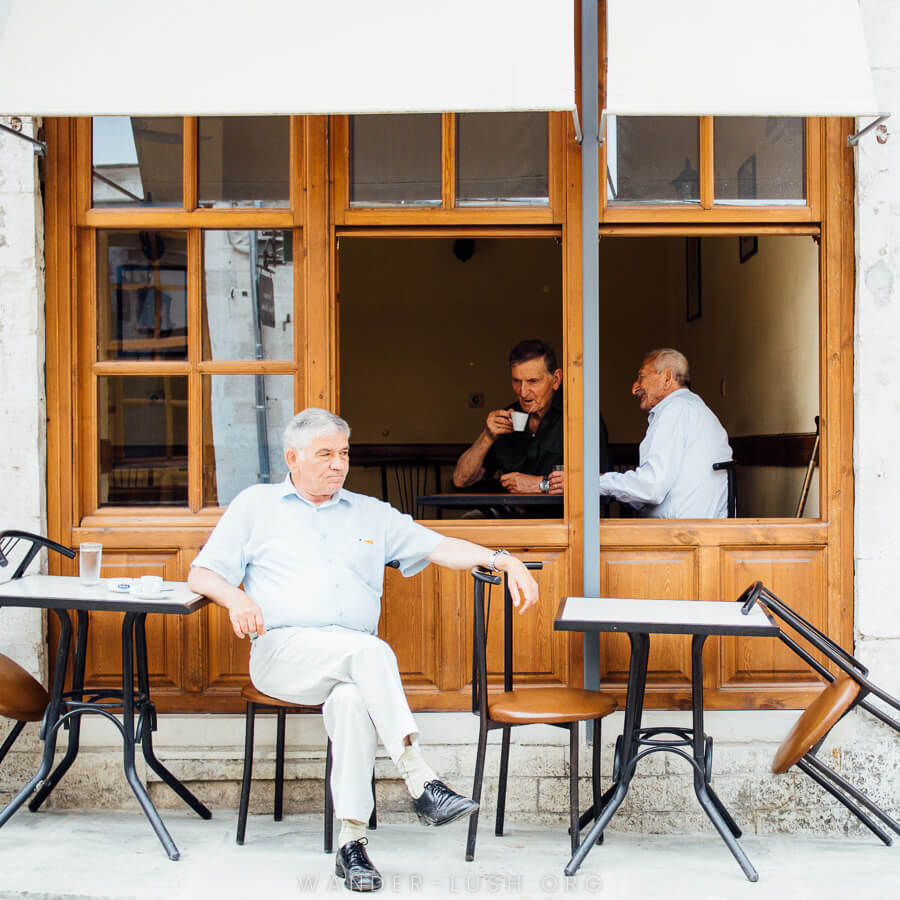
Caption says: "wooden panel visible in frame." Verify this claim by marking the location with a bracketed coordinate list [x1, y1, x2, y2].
[204, 603, 251, 693]
[380, 564, 439, 690]
[598, 549, 697, 692]
[719, 546, 827, 694]
[79, 551, 183, 693]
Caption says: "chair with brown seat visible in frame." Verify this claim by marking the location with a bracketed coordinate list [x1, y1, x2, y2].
[0, 530, 76, 767]
[740, 581, 900, 845]
[466, 565, 617, 860]
[236, 560, 401, 850]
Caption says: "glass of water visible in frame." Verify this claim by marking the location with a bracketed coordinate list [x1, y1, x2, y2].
[79, 542, 103, 585]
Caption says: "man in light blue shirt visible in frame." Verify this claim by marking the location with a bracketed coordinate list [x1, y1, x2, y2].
[189, 408, 538, 892]
[596, 349, 732, 518]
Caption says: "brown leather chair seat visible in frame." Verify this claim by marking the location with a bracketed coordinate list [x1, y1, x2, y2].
[772, 673, 860, 774]
[0, 653, 49, 722]
[489, 687, 616, 725]
[240, 682, 321, 713]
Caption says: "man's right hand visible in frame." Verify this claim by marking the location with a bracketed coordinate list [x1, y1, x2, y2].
[226, 592, 266, 639]
[485, 409, 514, 439]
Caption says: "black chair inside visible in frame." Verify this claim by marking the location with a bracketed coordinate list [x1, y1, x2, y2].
[712, 460, 737, 517]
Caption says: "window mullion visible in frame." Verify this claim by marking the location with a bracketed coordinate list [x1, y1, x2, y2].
[183, 117, 198, 211]
[442, 113, 456, 209]
[187, 228, 203, 511]
[700, 117, 714, 209]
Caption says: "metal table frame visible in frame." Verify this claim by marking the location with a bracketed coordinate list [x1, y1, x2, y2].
[0, 575, 211, 860]
[554, 596, 780, 882]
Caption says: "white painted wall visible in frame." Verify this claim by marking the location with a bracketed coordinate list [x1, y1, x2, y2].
[0, 116, 47, 683]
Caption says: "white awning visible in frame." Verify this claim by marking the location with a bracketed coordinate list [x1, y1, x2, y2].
[606, 0, 882, 118]
[0, 0, 574, 117]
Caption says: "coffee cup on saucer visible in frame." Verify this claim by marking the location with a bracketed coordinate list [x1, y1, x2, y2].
[132, 575, 164, 598]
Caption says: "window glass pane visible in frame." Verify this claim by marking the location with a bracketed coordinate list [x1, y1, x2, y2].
[456, 112, 548, 205]
[97, 231, 188, 361]
[198, 116, 289, 208]
[98, 375, 188, 506]
[202, 374, 294, 506]
[92, 117, 183, 207]
[607, 116, 700, 204]
[714, 117, 806, 204]
[202, 230, 293, 361]
[350, 114, 441, 206]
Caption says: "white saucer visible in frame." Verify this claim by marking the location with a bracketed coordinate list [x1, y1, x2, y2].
[131, 588, 165, 600]
[107, 579, 134, 594]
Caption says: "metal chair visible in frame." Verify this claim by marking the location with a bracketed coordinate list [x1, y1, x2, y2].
[467, 564, 617, 860]
[739, 581, 900, 845]
[236, 560, 399, 850]
[0, 531, 76, 766]
[713, 460, 737, 516]
[236, 684, 376, 852]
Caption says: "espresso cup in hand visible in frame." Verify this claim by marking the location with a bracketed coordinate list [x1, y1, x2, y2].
[510, 411, 528, 431]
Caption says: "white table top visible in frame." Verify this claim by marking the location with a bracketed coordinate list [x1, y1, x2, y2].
[0, 575, 207, 615]
[554, 596, 779, 636]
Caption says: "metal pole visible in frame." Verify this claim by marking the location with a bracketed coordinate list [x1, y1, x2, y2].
[248, 228, 271, 482]
[581, 0, 601, 692]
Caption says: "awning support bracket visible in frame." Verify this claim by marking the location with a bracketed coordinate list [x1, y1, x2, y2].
[848, 114, 891, 147]
[0, 119, 47, 155]
[572, 107, 583, 145]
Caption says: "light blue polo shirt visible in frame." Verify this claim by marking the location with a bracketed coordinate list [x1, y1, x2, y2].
[191, 476, 443, 634]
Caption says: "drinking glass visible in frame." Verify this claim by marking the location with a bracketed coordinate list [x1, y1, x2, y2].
[79, 542, 103, 585]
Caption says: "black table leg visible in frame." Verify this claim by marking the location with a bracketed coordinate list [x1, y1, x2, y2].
[29, 610, 89, 811]
[689, 634, 758, 882]
[564, 631, 650, 876]
[0, 609, 72, 828]
[120, 612, 181, 860]
[132, 613, 212, 820]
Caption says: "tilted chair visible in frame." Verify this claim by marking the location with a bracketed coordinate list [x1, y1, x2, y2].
[0, 531, 76, 766]
[467, 565, 617, 860]
[236, 561, 399, 849]
[740, 581, 900, 845]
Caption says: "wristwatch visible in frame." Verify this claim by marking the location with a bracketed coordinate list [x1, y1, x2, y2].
[539, 477, 550, 493]
[488, 548, 511, 571]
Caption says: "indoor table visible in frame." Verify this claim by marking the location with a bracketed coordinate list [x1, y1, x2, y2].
[554, 595, 780, 882]
[416, 492, 564, 518]
[0, 575, 211, 860]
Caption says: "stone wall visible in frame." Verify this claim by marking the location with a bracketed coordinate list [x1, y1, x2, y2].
[0, 116, 47, 684]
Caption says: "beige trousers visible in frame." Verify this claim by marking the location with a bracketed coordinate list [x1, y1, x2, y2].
[249, 625, 419, 822]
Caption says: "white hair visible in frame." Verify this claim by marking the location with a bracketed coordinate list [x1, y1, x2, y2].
[283, 408, 350, 458]
[645, 348, 691, 388]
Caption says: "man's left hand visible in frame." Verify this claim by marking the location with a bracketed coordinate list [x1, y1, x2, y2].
[499, 472, 542, 494]
[495, 554, 539, 614]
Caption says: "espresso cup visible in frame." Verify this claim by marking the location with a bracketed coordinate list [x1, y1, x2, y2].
[134, 575, 164, 597]
[510, 410, 528, 432]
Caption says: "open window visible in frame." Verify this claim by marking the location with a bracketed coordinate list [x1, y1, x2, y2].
[337, 235, 564, 519]
[598, 234, 820, 519]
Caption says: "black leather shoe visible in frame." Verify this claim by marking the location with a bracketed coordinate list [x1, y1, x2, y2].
[335, 838, 382, 892]
[413, 779, 479, 827]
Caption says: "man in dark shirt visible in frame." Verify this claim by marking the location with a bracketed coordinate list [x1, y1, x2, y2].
[453, 340, 565, 494]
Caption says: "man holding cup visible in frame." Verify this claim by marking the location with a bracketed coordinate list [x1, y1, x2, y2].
[453, 339, 565, 495]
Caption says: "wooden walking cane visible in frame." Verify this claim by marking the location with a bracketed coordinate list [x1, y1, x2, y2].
[795, 416, 820, 517]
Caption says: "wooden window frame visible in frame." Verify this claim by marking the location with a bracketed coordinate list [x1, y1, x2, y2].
[72, 117, 306, 525]
[332, 112, 567, 226]
[600, 116, 822, 224]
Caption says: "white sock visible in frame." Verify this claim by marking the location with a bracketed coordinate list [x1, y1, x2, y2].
[338, 819, 367, 848]
[397, 744, 437, 799]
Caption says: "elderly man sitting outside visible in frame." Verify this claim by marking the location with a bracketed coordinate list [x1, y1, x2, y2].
[188, 408, 538, 892]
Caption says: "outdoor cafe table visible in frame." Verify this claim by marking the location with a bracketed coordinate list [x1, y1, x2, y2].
[554, 596, 780, 882]
[0, 575, 211, 860]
